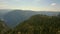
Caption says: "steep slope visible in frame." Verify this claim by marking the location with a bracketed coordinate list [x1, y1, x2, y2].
[0, 20, 9, 34]
[14, 14, 60, 34]
[3, 10, 36, 28]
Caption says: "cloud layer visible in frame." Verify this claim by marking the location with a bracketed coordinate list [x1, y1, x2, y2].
[0, 0, 60, 11]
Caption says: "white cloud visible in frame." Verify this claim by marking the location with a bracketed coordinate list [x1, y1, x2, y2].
[51, 3, 56, 6]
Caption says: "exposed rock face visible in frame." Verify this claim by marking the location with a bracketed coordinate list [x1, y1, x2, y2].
[0, 20, 8, 34]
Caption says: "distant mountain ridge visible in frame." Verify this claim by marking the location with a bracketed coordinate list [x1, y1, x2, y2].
[0, 9, 12, 18]
[0, 10, 60, 28]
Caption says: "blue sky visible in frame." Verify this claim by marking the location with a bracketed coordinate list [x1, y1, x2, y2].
[0, 0, 60, 11]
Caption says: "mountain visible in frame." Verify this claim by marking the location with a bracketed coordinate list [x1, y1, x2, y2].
[0, 9, 12, 18]
[10, 14, 60, 34]
[3, 10, 36, 28]
[3, 10, 60, 28]
[0, 19, 9, 34]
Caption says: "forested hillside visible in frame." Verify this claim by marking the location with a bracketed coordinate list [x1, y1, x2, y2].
[1, 14, 60, 34]
[6, 14, 60, 34]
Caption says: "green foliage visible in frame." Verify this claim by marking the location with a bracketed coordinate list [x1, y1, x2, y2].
[2, 14, 60, 34]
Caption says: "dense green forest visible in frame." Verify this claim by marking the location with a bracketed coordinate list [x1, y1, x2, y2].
[0, 14, 60, 34]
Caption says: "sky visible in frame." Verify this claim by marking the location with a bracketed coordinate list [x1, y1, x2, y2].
[0, 0, 60, 11]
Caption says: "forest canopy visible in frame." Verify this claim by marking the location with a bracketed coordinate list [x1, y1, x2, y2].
[15, 14, 60, 34]
[0, 14, 60, 34]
